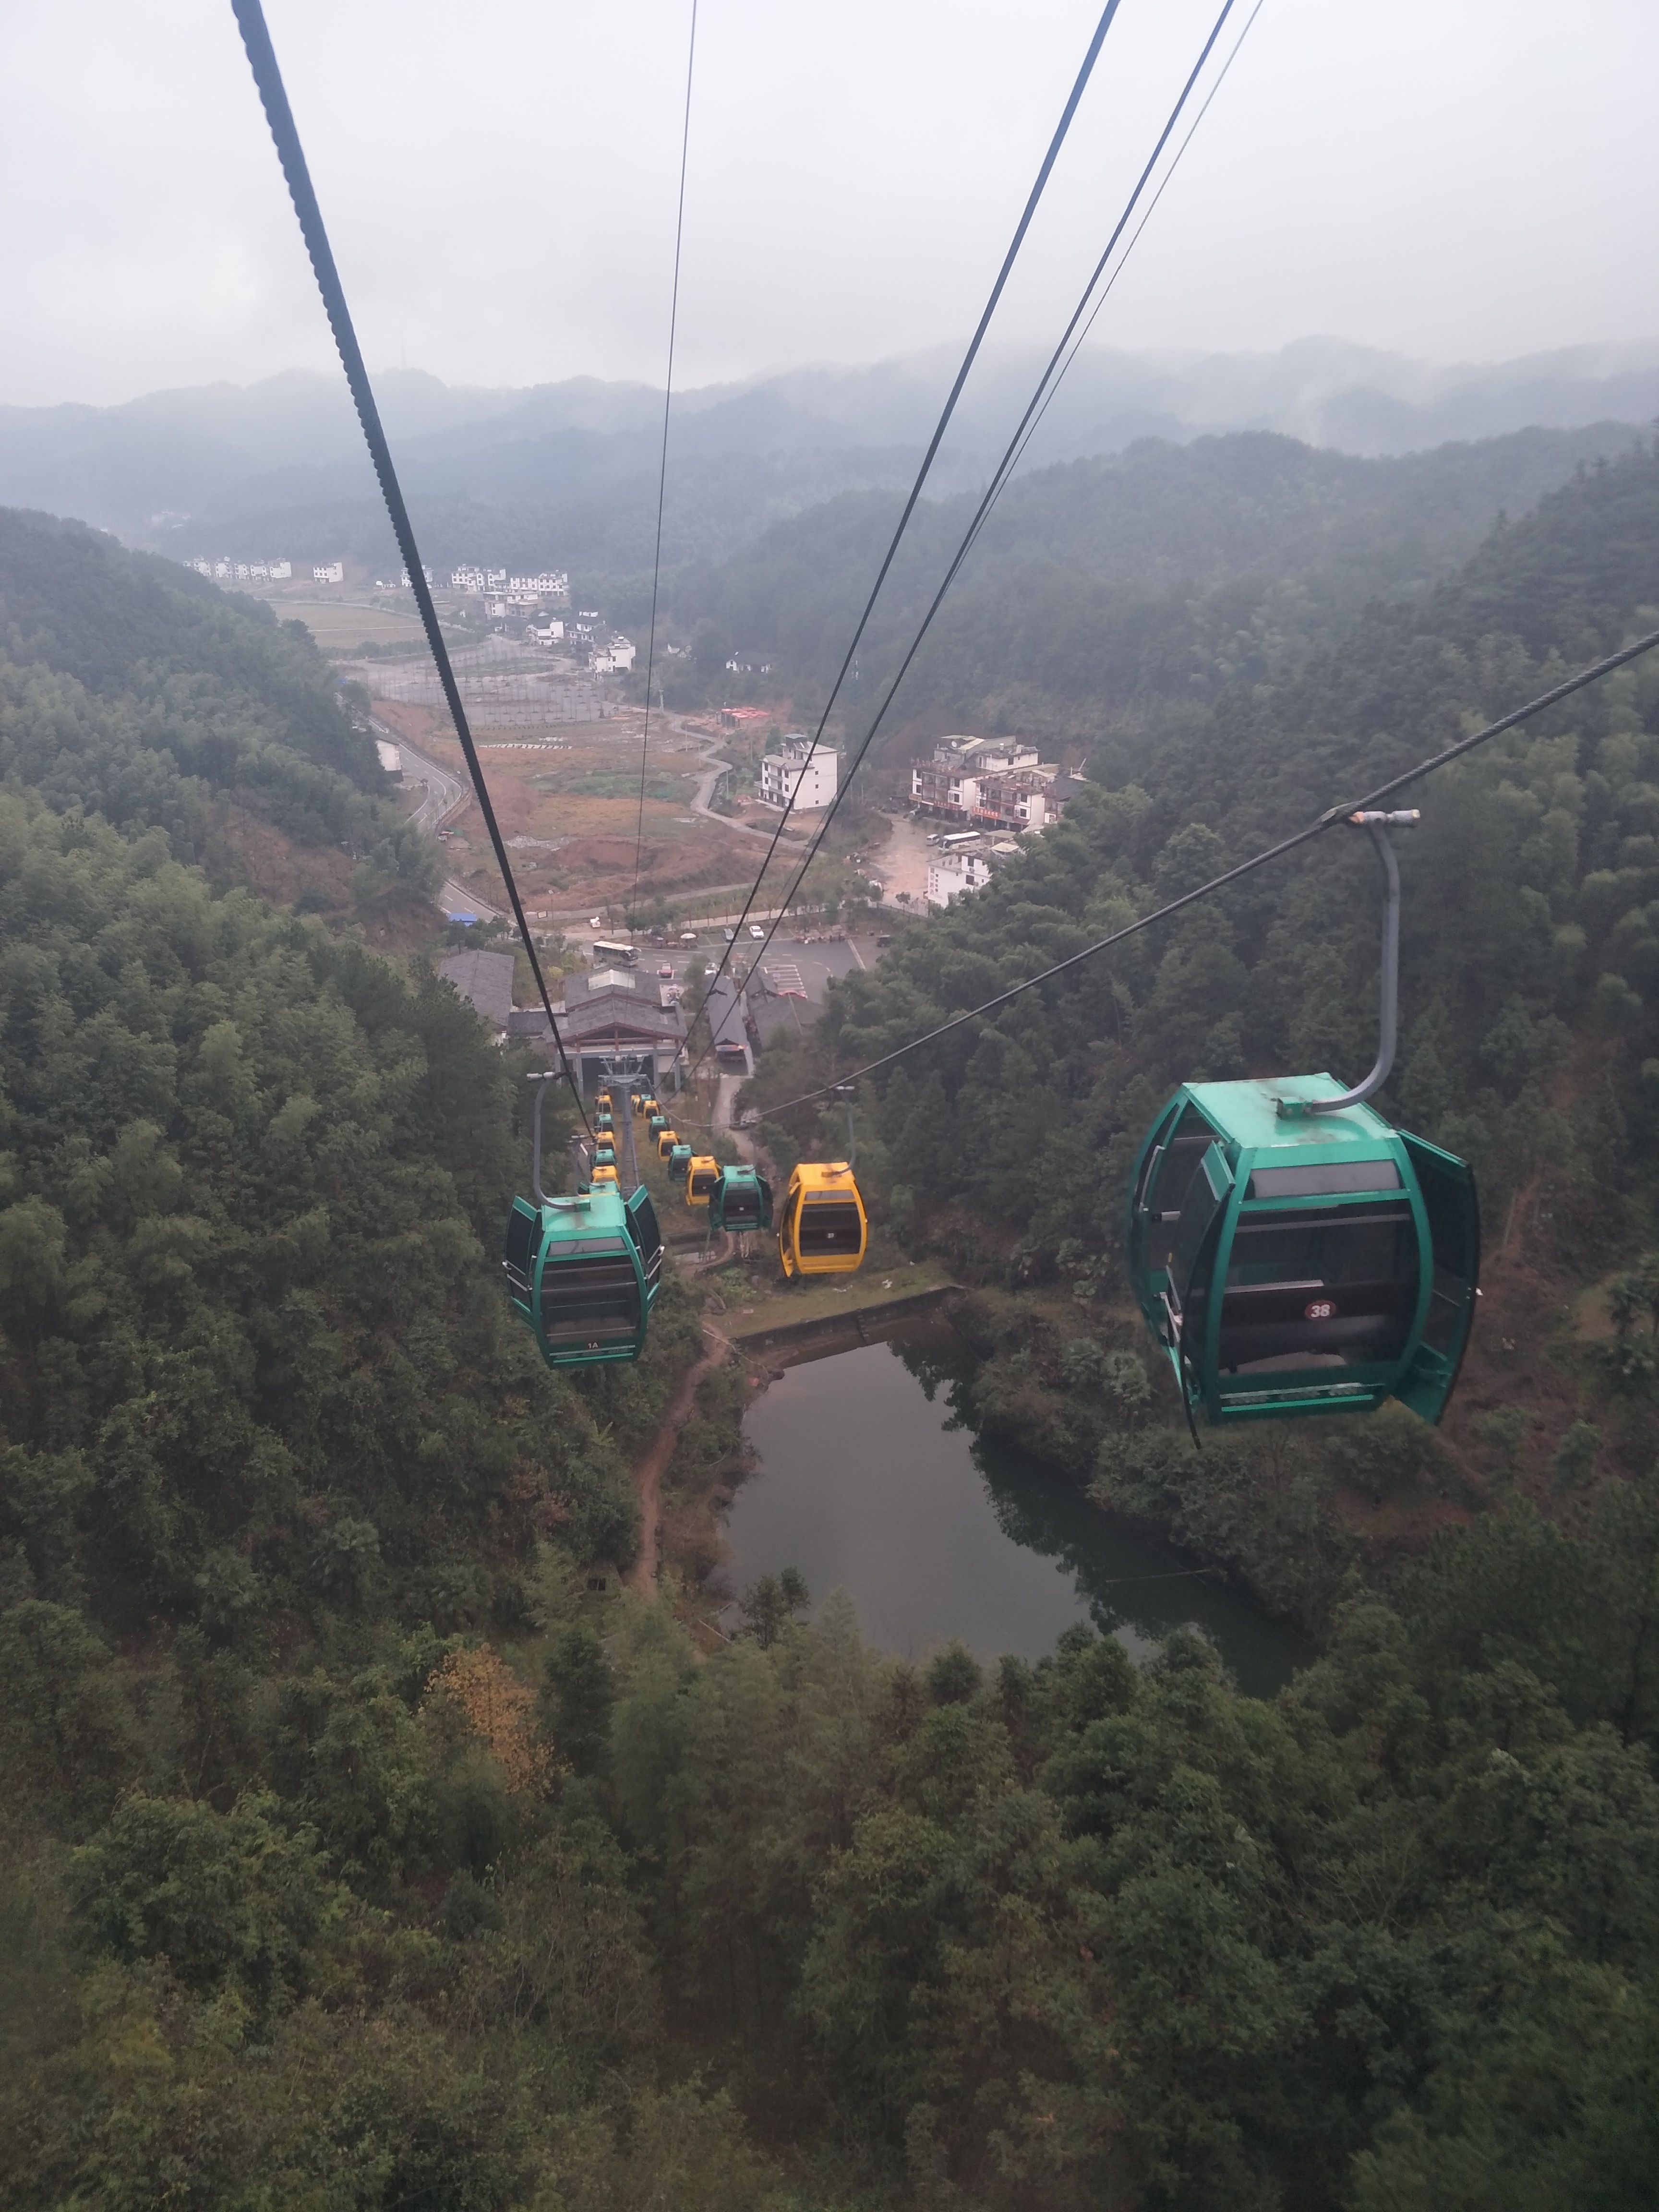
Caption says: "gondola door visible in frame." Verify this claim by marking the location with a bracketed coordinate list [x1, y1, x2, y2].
[1395, 1133, 1480, 1424]
[1161, 1141, 1234, 1433]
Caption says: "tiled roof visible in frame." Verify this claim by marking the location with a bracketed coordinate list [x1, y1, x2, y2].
[437, 949, 516, 1028]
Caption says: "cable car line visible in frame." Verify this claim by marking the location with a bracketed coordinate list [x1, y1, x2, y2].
[757, 619, 1659, 1119]
[629, 0, 700, 931]
[691, 0, 1129, 1013]
[692, 0, 1248, 1057]
[229, 0, 593, 1139]
[962, 0, 1267, 566]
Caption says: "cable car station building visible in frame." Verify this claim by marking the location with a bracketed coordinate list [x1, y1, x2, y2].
[509, 966, 687, 1096]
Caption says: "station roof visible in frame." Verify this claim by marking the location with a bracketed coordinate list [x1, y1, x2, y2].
[437, 949, 515, 1029]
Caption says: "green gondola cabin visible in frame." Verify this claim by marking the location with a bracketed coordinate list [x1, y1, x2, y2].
[503, 1183, 664, 1368]
[711, 1163, 773, 1233]
[1128, 1076, 1478, 1427]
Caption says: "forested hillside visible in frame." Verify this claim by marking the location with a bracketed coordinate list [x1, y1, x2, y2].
[0, 510, 436, 914]
[7, 443, 1659, 2211]
[634, 423, 1646, 744]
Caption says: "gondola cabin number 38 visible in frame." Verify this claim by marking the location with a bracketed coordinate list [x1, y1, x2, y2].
[1128, 1076, 1478, 1428]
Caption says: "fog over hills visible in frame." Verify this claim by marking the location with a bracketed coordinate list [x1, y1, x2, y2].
[1, 337, 1655, 574]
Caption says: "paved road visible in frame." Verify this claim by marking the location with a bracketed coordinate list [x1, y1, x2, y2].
[714, 1073, 753, 1160]
[384, 723, 510, 919]
[666, 713, 810, 849]
[379, 721, 469, 833]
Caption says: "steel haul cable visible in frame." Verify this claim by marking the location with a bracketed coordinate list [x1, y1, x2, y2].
[629, 0, 699, 930]
[693, 0, 1129, 1014]
[757, 622, 1659, 1118]
[963, 0, 1267, 562]
[229, 0, 592, 1138]
[702, 0, 1249, 1051]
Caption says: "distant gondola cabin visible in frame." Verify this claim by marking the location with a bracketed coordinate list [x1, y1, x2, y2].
[712, 1164, 772, 1233]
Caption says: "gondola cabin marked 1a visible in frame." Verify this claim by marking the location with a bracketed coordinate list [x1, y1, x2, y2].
[1128, 1076, 1478, 1426]
[778, 1161, 867, 1278]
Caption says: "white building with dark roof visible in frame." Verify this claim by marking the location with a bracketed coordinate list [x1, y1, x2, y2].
[759, 737, 837, 811]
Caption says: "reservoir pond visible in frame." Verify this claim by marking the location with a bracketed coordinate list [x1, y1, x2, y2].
[726, 1324, 1312, 1698]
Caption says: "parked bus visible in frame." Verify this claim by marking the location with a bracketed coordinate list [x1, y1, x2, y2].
[591, 939, 638, 966]
[940, 831, 982, 853]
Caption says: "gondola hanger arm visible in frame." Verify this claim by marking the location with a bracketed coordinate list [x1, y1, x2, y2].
[1278, 810, 1419, 1120]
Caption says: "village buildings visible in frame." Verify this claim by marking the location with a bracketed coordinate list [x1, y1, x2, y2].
[909, 734, 1081, 832]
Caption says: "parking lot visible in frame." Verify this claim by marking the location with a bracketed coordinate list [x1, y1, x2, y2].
[629, 932, 885, 1044]
[745, 934, 878, 1042]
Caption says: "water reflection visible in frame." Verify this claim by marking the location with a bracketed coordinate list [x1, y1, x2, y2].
[726, 1324, 1311, 1697]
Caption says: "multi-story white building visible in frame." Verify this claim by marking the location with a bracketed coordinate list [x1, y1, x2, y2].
[926, 852, 994, 907]
[759, 738, 838, 811]
[911, 734, 1050, 822]
[193, 557, 291, 581]
[453, 565, 567, 599]
[592, 636, 637, 674]
[313, 560, 345, 585]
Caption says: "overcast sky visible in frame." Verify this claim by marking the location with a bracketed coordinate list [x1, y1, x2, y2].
[3, 0, 1656, 409]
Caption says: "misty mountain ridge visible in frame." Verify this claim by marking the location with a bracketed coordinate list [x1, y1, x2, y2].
[4, 336, 1658, 567]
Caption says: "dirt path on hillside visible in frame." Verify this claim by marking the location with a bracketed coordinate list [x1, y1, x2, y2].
[630, 1320, 732, 1594]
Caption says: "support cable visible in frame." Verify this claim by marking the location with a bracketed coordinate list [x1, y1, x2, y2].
[696, 0, 1245, 1047]
[229, 0, 592, 1136]
[629, 0, 700, 928]
[961, 0, 1266, 568]
[757, 622, 1659, 1116]
[694, 0, 1128, 1009]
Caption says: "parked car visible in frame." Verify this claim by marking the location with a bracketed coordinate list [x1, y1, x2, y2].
[748, 925, 765, 939]
[723, 928, 735, 942]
